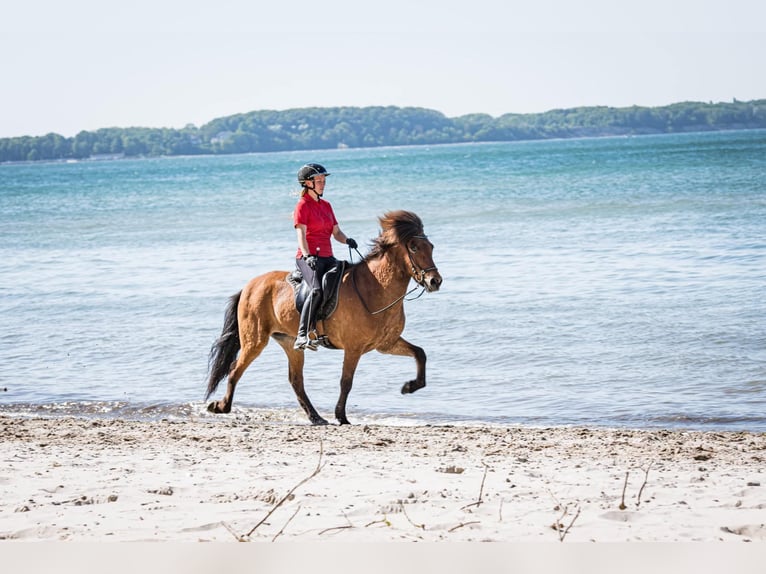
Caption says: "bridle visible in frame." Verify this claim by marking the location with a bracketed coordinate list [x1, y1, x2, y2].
[350, 234, 438, 316]
[406, 234, 439, 288]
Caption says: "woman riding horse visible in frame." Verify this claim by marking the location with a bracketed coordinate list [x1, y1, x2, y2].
[206, 209, 442, 425]
[293, 163, 357, 351]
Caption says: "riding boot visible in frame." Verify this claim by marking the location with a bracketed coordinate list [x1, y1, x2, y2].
[294, 288, 321, 351]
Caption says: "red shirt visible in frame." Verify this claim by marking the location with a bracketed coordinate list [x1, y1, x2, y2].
[293, 195, 338, 258]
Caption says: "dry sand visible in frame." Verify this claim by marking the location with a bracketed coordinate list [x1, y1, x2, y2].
[2, 413, 765, 545]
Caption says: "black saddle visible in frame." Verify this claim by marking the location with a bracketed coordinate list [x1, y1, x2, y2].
[287, 260, 347, 322]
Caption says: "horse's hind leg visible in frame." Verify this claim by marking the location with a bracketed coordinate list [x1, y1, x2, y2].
[273, 334, 328, 425]
[378, 336, 427, 395]
[210, 335, 268, 414]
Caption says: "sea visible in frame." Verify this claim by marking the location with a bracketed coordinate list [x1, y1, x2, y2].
[1, 130, 765, 431]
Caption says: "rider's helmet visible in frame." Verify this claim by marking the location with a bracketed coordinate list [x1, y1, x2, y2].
[297, 163, 330, 185]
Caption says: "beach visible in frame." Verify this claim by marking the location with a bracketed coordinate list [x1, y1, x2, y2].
[1, 414, 764, 544]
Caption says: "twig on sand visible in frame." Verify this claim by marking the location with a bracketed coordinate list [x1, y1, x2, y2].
[548, 491, 581, 542]
[619, 471, 630, 510]
[400, 501, 425, 530]
[319, 512, 354, 536]
[557, 506, 581, 542]
[222, 521, 245, 542]
[272, 504, 302, 542]
[635, 463, 653, 509]
[319, 524, 354, 536]
[448, 521, 480, 533]
[243, 439, 326, 539]
[461, 462, 490, 511]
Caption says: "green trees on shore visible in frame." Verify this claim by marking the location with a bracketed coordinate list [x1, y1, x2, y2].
[2, 100, 764, 163]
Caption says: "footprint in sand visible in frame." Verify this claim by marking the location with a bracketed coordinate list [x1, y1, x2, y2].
[600, 511, 643, 523]
[720, 524, 766, 540]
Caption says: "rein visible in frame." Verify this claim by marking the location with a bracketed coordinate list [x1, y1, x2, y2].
[351, 270, 425, 315]
[348, 234, 434, 316]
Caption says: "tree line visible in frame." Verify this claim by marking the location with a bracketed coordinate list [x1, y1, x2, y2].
[1, 100, 764, 163]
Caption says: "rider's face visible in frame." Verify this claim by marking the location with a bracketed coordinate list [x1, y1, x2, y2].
[311, 175, 327, 193]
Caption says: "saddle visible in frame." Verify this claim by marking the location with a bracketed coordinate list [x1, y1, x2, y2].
[287, 260, 347, 322]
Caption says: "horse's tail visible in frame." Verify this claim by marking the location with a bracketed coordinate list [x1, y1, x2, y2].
[205, 291, 242, 400]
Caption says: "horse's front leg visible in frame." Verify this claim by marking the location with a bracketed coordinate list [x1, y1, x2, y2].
[378, 337, 427, 395]
[335, 351, 362, 425]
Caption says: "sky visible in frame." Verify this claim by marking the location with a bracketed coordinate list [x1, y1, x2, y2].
[1, 0, 764, 138]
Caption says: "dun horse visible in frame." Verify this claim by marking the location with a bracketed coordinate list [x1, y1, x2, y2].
[205, 210, 442, 425]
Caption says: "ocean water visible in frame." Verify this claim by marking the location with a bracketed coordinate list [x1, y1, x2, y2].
[1, 130, 765, 430]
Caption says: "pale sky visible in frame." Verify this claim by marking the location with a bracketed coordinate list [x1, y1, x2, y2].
[1, 0, 764, 138]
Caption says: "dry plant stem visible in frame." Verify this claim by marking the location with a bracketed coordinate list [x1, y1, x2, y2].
[319, 512, 354, 536]
[461, 462, 490, 510]
[547, 489, 563, 511]
[548, 490, 581, 542]
[319, 524, 354, 536]
[245, 439, 325, 539]
[400, 501, 425, 530]
[559, 506, 581, 542]
[448, 521, 480, 533]
[552, 505, 566, 539]
[619, 471, 629, 510]
[635, 463, 653, 509]
[222, 521, 245, 542]
[272, 504, 302, 542]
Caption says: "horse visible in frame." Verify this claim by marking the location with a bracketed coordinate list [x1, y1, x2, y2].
[205, 210, 443, 425]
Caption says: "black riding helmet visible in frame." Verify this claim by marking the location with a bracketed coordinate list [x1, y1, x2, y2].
[297, 163, 330, 186]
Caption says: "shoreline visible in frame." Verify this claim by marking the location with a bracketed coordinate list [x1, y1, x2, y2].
[1, 415, 765, 542]
[1, 400, 761, 435]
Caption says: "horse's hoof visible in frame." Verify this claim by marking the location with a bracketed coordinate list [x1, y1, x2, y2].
[207, 401, 231, 414]
[310, 417, 329, 426]
[401, 380, 425, 394]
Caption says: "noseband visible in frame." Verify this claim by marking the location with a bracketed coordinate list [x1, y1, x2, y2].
[407, 234, 439, 287]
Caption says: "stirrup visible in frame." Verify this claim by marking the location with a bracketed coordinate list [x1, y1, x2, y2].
[294, 335, 309, 351]
[306, 330, 320, 351]
[294, 333, 319, 351]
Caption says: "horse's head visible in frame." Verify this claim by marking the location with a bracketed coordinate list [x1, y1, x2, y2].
[405, 233, 442, 292]
[376, 210, 442, 292]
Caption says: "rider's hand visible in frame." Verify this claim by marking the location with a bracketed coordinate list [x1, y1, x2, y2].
[304, 255, 317, 270]
[346, 238, 357, 249]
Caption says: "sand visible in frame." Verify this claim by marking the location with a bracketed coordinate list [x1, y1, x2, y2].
[2, 413, 765, 545]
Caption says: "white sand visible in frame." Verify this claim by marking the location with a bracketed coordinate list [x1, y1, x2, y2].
[1, 414, 765, 543]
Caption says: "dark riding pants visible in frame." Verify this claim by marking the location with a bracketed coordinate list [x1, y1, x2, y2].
[295, 256, 337, 337]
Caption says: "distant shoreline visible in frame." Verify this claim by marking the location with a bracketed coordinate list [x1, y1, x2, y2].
[2, 100, 764, 163]
[2, 126, 765, 168]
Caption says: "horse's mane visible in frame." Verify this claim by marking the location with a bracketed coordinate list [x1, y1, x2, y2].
[364, 210, 424, 261]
